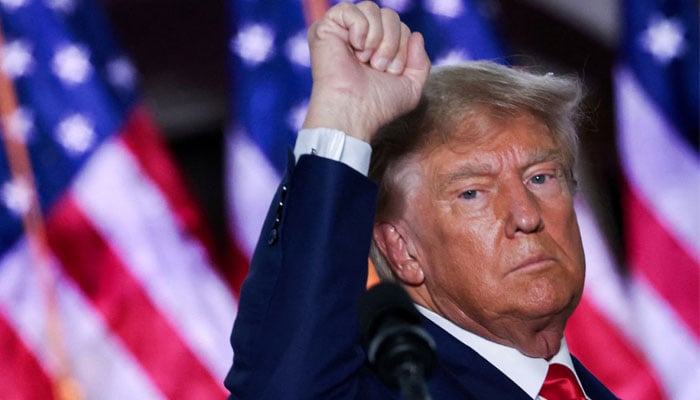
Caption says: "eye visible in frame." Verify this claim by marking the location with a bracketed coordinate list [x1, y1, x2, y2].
[530, 174, 549, 185]
[460, 189, 478, 199]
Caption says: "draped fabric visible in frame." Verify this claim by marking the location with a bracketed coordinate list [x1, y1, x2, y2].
[0, 1, 236, 398]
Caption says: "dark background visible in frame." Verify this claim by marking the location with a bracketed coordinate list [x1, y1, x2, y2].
[101, 0, 625, 265]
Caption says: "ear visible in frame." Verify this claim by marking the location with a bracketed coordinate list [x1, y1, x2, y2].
[373, 222, 425, 286]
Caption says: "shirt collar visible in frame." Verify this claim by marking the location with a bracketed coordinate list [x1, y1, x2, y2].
[416, 304, 585, 399]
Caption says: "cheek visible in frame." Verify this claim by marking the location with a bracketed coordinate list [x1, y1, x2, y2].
[428, 222, 501, 290]
[542, 196, 583, 250]
[439, 198, 504, 263]
[557, 205, 585, 259]
[417, 196, 505, 295]
[565, 215, 586, 272]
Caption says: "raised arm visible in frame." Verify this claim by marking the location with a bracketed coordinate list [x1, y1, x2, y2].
[226, 3, 429, 399]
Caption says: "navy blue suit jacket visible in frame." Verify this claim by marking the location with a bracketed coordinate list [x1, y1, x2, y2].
[225, 155, 618, 399]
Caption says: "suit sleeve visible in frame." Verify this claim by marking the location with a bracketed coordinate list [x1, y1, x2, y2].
[225, 154, 378, 399]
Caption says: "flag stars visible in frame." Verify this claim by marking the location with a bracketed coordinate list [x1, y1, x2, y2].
[1, 40, 34, 78]
[379, 0, 412, 14]
[640, 15, 686, 64]
[287, 100, 309, 131]
[45, 0, 76, 14]
[434, 49, 470, 66]
[106, 56, 137, 90]
[425, 0, 464, 18]
[0, 0, 28, 11]
[1, 177, 33, 217]
[56, 114, 96, 154]
[4, 107, 34, 143]
[232, 23, 276, 66]
[285, 31, 310, 67]
[52, 44, 93, 85]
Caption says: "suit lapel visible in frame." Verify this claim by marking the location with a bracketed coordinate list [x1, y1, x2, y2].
[572, 356, 620, 399]
[423, 317, 533, 399]
[422, 318, 618, 399]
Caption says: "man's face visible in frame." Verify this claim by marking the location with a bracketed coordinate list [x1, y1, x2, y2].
[398, 113, 585, 353]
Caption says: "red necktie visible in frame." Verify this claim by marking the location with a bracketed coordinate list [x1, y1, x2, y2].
[539, 363, 587, 400]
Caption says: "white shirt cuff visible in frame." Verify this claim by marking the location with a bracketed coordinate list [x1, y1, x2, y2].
[293, 128, 372, 176]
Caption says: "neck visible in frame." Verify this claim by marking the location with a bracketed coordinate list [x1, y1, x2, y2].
[406, 285, 569, 359]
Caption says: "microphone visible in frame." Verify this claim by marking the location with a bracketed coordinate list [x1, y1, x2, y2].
[357, 282, 436, 400]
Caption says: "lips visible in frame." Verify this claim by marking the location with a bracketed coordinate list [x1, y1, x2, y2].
[513, 255, 555, 273]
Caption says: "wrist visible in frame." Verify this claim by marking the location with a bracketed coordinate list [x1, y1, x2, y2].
[303, 89, 378, 143]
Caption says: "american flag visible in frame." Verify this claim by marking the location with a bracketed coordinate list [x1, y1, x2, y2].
[225, 0, 314, 274]
[0, 0, 236, 398]
[227, 0, 699, 399]
[566, 0, 699, 398]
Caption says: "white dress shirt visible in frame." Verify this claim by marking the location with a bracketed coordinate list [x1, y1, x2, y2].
[417, 305, 589, 400]
[294, 128, 589, 400]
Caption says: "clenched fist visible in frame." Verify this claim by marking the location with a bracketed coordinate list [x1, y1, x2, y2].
[302, 1, 431, 142]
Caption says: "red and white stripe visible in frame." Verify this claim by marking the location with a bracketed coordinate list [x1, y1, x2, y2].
[616, 65, 699, 398]
[615, 66, 699, 334]
[567, 66, 699, 400]
[0, 238, 166, 399]
[0, 109, 237, 399]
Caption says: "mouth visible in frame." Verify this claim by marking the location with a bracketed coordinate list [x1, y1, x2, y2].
[512, 255, 556, 273]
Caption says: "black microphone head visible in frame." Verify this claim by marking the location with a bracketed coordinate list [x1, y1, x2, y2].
[357, 282, 422, 341]
[357, 282, 436, 390]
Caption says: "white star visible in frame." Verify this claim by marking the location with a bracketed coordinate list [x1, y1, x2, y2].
[2, 177, 32, 217]
[106, 56, 137, 90]
[3, 107, 34, 143]
[434, 49, 471, 66]
[285, 31, 310, 68]
[424, 0, 464, 18]
[1, 40, 34, 78]
[52, 44, 93, 85]
[231, 24, 276, 66]
[640, 15, 686, 64]
[287, 100, 309, 131]
[379, 0, 413, 13]
[0, 0, 28, 11]
[56, 114, 96, 154]
[45, 0, 76, 13]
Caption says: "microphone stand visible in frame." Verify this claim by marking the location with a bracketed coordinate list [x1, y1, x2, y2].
[395, 361, 432, 400]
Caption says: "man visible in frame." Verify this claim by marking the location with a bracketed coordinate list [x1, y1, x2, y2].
[225, 2, 618, 399]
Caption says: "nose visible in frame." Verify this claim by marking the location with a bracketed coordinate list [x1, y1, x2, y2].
[503, 182, 544, 237]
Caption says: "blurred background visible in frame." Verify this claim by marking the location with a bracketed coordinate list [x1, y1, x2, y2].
[0, 0, 697, 399]
[104, 0, 622, 257]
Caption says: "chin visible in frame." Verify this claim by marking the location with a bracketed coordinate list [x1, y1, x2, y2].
[521, 336, 564, 360]
[528, 273, 582, 308]
[518, 290, 580, 325]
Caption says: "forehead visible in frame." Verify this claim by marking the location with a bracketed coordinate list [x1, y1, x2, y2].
[460, 110, 549, 143]
[421, 113, 558, 163]
[419, 114, 562, 175]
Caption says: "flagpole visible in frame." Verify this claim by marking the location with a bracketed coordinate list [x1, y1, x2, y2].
[302, 0, 329, 26]
[0, 18, 81, 400]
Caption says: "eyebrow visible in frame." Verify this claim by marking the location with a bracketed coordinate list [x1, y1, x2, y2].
[439, 147, 565, 184]
[441, 162, 496, 183]
[527, 147, 566, 168]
